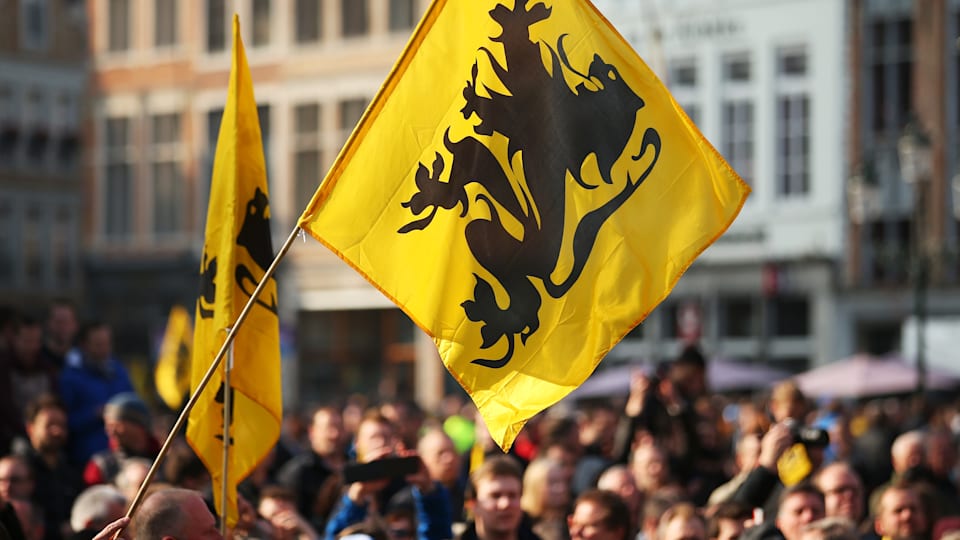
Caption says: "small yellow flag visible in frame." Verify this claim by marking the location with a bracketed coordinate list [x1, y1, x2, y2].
[155, 305, 192, 410]
[298, 0, 749, 450]
[187, 14, 281, 526]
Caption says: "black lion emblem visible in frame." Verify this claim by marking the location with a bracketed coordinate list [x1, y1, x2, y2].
[399, 1, 661, 368]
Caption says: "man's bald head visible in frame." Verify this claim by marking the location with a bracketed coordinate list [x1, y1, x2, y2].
[130, 489, 222, 540]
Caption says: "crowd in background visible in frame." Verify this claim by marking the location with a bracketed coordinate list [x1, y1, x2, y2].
[1, 300, 960, 540]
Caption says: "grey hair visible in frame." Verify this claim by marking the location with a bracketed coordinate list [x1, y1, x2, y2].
[70, 485, 127, 532]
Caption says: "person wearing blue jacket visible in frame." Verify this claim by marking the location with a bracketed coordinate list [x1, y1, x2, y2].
[58, 322, 134, 467]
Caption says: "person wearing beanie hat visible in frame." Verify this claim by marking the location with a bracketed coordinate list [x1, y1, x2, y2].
[82, 392, 160, 486]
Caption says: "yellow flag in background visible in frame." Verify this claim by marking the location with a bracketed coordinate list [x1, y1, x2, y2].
[298, 0, 749, 450]
[155, 305, 192, 410]
[188, 15, 281, 527]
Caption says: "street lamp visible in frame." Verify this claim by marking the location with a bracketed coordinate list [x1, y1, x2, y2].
[897, 120, 933, 396]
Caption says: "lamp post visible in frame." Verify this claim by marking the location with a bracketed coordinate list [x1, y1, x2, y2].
[897, 120, 933, 396]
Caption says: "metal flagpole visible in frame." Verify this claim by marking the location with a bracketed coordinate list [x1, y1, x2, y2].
[219, 330, 234, 537]
[118, 226, 302, 533]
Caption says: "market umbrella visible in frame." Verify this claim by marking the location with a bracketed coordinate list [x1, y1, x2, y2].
[566, 357, 790, 400]
[793, 353, 959, 398]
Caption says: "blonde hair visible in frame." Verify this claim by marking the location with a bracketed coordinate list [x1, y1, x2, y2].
[521, 458, 561, 518]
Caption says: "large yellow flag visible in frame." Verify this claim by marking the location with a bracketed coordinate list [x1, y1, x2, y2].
[298, 0, 749, 450]
[155, 305, 192, 410]
[188, 15, 281, 526]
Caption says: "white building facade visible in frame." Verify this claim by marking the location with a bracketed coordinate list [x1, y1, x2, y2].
[592, 0, 850, 369]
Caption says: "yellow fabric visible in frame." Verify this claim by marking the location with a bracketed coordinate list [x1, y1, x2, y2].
[298, 0, 749, 450]
[187, 14, 281, 528]
[155, 305, 192, 410]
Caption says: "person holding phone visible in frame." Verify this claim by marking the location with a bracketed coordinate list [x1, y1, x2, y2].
[324, 411, 452, 540]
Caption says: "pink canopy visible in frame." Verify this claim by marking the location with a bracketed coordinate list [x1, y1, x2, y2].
[793, 353, 959, 398]
[566, 357, 791, 400]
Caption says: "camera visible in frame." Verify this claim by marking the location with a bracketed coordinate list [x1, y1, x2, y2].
[786, 420, 829, 448]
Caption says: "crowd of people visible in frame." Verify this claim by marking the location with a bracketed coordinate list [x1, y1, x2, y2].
[1, 301, 960, 540]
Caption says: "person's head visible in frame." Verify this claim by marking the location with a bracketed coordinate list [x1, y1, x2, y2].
[257, 486, 300, 540]
[78, 322, 112, 365]
[470, 456, 525, 540]
[162, 444, 210, 491]
[926, 430, 957, 478]
[643, 494, 683, 540]
[353, 411, 396, 463]
[11, 318, 43, 366]
[568, 489, 630, 540]
[798, 517, 857, 540]
[24, 393, 68, 454]
[596, 465, 641, 523]
[69, 484, 127, 533]
[417, 428, 460, 486]
[769, 381, 808, 423]
[308, 405, 345, 458]
[657, 503, 706, 540]
[46, 299, 78, 349]
[0, 456, 33, 502]
[706, 502, 751, 540]
[115, 458, 152, 502]
[578, 404, 618, 456]
[874, 484, 928, 540]
[380, 399, 424, 449]
[891, 431, 926, 474]
[130, 488, 223, 540]
[521, 458, 570, 518]
[776, 484, 825, 540]
[813, 462, 864, 523]
[383, 506, 417, 540]
[670, 346, 707, 400]
[103, 392, 152, 453]
[631, 443, 669, 492]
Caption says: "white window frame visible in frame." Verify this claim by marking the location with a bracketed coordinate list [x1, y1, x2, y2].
[149, 111, 185, 240]
[774, 45, 811, 198]
[720, 52, 754, 187]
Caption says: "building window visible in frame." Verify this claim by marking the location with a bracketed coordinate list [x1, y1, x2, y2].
[721, 53, 753, 185]
[669, 58, 699, 127]
[23, 205, 44, 287]
[56, 93, 80, 171]
[104, 116, 133, 239]
[252, 0, 271, 47]
[720, 296, 758, 338]
[108, 0, 130, 52]
[772, 295, 809, 337]
[25, 90, 49, 167]
[866, 16, 912, 136]
[338, 97, 367, 145]
[51, 206, 76, 287]
[388, 0, 415, 32]
[671, 60, 697, 87]
[722, 102, 753, 184]
[342, 0, 368, 38]
[207, 0, 226, 52]
[0, 86, 19, 166]
[293, 103, 322, 215]
[155, 0, 177, 48]
[150, 113, 183, 237]
[20, 0, 48, 50]
[724, 55, 750, 82]
[257, 104, 272, 184]
[295, 0, 321, 44]
[775, 47, 810, 197]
